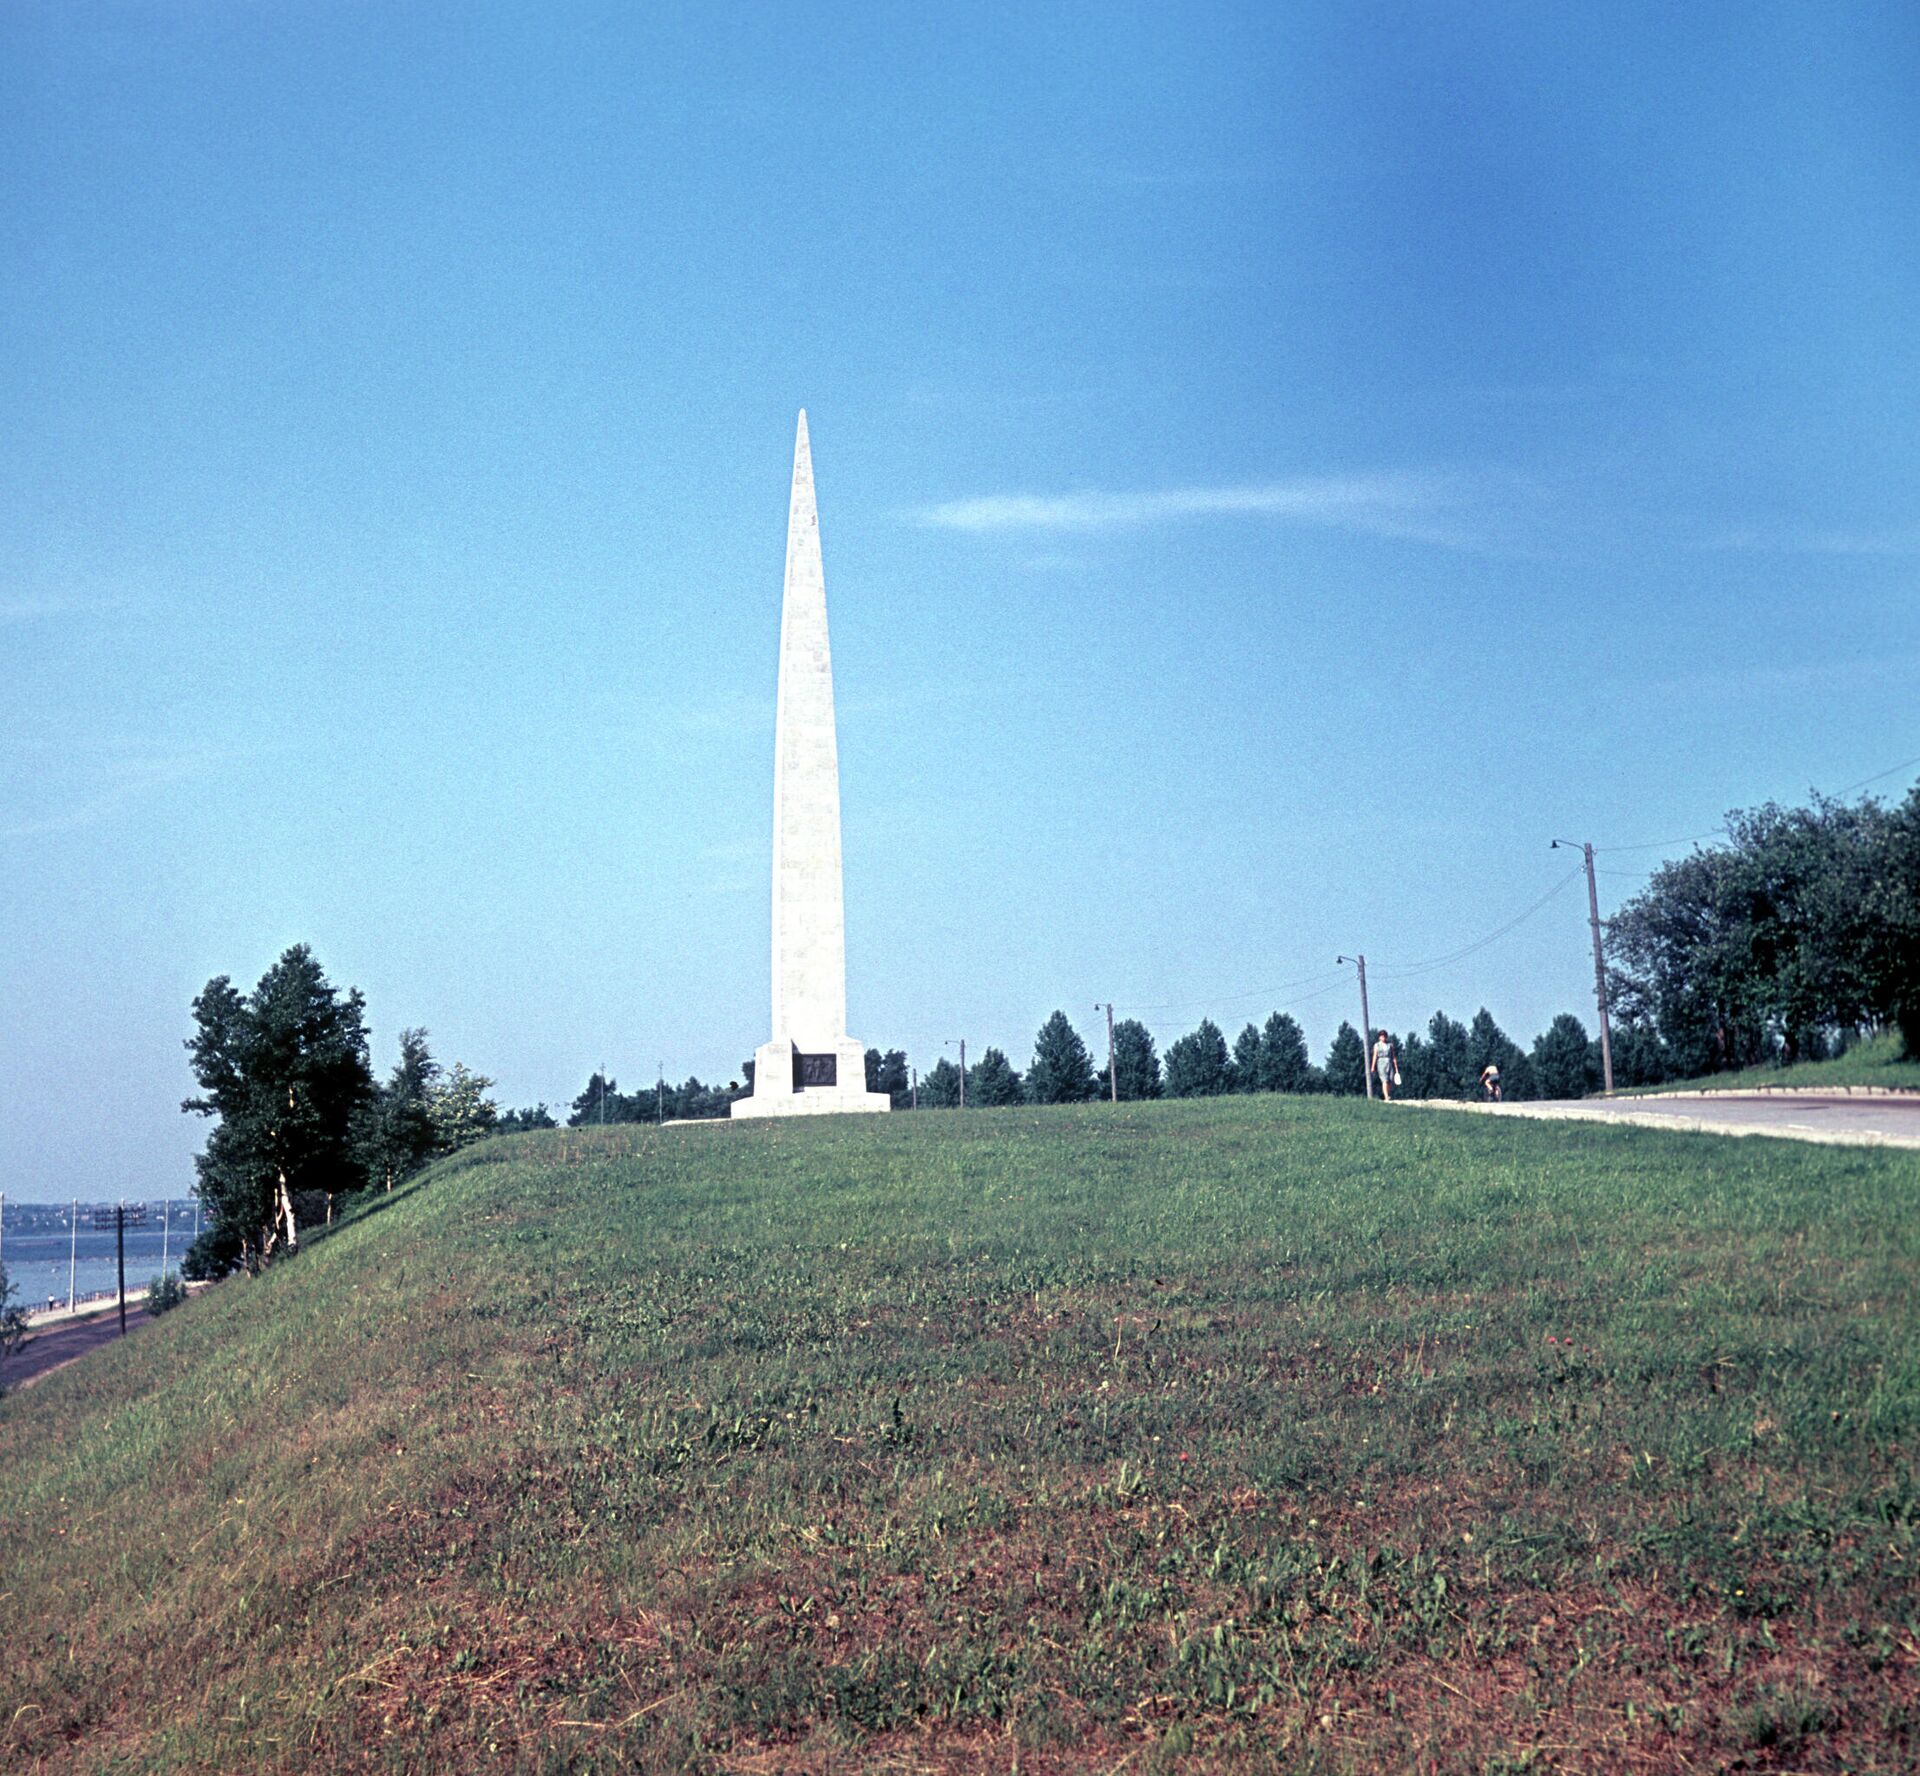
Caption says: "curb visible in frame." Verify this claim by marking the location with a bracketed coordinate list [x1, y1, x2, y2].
[1413, 1098, 1920, 1152]
[1622, 1084, 1920, 1101]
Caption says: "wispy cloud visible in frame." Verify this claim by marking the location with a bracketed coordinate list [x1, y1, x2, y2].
[914, 474, 1470, 547]
[1709, 525, 1920, 557]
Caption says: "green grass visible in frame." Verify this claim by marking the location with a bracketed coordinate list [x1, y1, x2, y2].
[1634, 1031, 1917, 1095]
[3, 1099, 1917, 1773]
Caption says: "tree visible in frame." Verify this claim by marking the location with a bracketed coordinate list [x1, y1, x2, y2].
[569, 1072, 634, 1126]
[1394, 1031, 1429, 1098]
[1607, 1021, 1672, 1089]
[920, 1057, 962, 1107]
[1324, 1021, 1367, 1095]
[357, 1027, 439, 1193]
[1027, 1011, 1098, 1103]
[968, 1046, 1026, 1106]
[1255, 1012, 1312, 1092]
[427, 1062, 499, 1151]
[1863, 784, 1920, 1056]
[1164, 1018, 1231, 1097]
[1230, 1023, 1262, 1092]
[1111, 1019, 1162, 1099]
[1421, 1011, 1475, 1099]
[0, 1263, 25, 1364]
[498, 1103, 558, 1132]
[183, 945, 373, 1271]
[1604, 792, 1915, 1076]
[865, 1047, 912, 1108]
[1532, 1013, 1598, 1099]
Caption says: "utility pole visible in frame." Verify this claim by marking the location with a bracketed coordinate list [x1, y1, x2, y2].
[657, 1063, 665, 1125]
[68, 1198, 78, 1312]
[1553, 840, 1616, 1094]
[947, 1039, 966, 1107]
[1094, 1003, 1118, 1102]
[160, 1196, 170, 1277]
[1337, 955, 1375, 1098]
[116, 1202, 127, 1336]
[599, 1062, 608, 1125]
[910, 1066, 918, 1111]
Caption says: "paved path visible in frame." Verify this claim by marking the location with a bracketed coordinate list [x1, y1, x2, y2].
[1419, 1091, 1920, 1152]
[2, 1303, 151, 1392]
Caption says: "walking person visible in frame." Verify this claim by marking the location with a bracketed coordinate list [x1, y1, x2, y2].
[1372, 1029, 1397, 1101]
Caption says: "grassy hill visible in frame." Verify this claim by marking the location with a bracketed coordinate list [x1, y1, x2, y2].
[1635, 1031, 1918, 1096]
[3, 1100, 1917, 1774]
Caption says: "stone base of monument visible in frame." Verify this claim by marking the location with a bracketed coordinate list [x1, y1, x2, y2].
[730, 1038, 892, 1119]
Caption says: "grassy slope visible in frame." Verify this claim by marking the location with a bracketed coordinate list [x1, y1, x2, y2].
[2, 1101, 1916, 1775]
[1635, 1031, 1918, 1095]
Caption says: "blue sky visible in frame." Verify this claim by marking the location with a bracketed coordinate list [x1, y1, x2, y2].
[4, 2, 1916, 1200]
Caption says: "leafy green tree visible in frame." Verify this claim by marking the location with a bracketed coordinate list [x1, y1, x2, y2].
[357, 1027, 440, 1192]
[1607, 1021, 1672, 1089]
[1230, 1023, 1262, 1091]
[183, 945, 374, 1271]
[1605, 792, 1917, 1075]
[1323, 1022, 1367, 1095]
[1164, 1018, 1231, 1097]
[1532, 1013, 1598, 1099]
[968, 1046, 1026, 1106]
[1255, 1012, 1312, 1092]
[1863, 784, 1920, 1056]
[427, 1062, 499, 1151]
[1027, 1011, 1098, 1103]
[1111, 1019, 1162, 1099]
[864, 1047, 912, 1107]
[920, 1057, 962, 1107]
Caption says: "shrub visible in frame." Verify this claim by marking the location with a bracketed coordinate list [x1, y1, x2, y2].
[146, 1272, 189, 1316]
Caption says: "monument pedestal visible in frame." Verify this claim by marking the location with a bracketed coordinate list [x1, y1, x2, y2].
[731, 1038, 891, 1119]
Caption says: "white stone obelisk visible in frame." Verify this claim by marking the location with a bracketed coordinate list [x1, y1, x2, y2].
[733, 412, 890, 1118]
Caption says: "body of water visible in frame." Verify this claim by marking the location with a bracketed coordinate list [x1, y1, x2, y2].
[3, 1229, 183, 1312]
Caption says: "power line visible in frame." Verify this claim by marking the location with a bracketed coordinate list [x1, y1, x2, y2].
[1125, 966, 1348, 1017]
[1592, 829, 1727, 854]
[1588, 752, 1917, 857]
[1831, 752, 1920, 796]
[1368, 866, 1585, 980]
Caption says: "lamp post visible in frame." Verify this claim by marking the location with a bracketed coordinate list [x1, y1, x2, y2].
[1551, 840, 1615, 1095]
[1093, 1003, 1118, 1102]
[1336, 956, 1375, 1098]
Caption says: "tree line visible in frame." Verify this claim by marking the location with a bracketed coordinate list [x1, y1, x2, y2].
[879, 1004, 1612, 1107]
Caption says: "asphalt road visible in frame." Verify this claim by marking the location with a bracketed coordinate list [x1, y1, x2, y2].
[2, 1303, 151, 1391]
[1424, 1091, 1920, 1151]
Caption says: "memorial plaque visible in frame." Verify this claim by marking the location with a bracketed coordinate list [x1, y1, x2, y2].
[794, 1052, 838, 1089]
